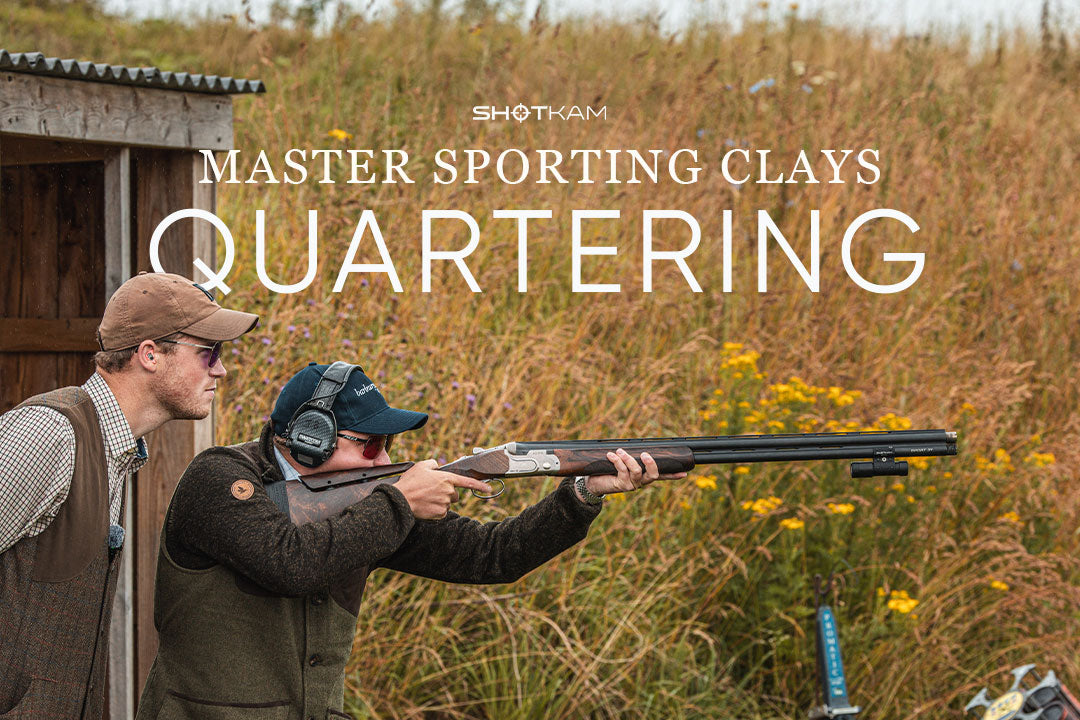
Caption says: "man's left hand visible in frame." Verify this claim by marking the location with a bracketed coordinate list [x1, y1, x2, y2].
[578, 449, 687, 500]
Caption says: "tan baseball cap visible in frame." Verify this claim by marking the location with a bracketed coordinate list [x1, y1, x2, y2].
[97, 272, 259, 351]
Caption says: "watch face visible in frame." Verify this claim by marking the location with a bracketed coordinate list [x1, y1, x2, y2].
[982, 691, 1024, 720]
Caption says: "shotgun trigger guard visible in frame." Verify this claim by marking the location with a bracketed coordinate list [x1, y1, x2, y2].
[471, 478, 504, 500]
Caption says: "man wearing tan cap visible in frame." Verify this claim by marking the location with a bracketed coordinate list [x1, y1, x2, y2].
[0, 272, 257, 720]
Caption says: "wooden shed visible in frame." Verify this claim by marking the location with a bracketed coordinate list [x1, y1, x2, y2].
[0, 50, 263, 717]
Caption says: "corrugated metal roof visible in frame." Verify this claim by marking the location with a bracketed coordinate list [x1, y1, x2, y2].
[0, 49, 265, 94]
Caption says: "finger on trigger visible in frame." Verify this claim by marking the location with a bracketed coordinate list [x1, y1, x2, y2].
[450, 475, 494, 495]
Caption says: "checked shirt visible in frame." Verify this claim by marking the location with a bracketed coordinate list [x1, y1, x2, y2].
[0, 372, 148, 555]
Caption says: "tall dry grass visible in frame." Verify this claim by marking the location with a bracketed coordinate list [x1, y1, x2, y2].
[8, 2, 1080, 717]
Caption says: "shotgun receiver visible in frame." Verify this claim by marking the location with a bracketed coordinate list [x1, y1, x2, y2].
[282, 429, 957, 525]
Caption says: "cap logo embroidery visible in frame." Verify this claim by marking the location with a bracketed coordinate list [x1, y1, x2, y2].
[354, 383, 377, 397]
[230, 480, 255, 500]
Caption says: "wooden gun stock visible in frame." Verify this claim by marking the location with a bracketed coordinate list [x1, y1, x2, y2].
[285, 462, 413, 525]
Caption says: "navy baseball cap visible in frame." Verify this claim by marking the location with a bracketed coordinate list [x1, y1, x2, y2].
[271, 362, 428, 436]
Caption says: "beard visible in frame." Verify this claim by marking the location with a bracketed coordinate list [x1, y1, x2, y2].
[153, 366, 213, 421]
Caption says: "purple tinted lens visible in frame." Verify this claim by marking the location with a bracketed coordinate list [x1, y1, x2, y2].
[208, 342, 222, 368]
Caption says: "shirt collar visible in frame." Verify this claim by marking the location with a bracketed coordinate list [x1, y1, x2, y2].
[83, 372, 149, 471]
[273, 447, 302, 483]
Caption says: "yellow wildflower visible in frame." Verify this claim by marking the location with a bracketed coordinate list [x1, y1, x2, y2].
[695, 475, 718, 490]
[1024, 451, 1055, 468]
[734, 466, 750, 475]
[827, 502, 855, 515]
[876, 413, 913, 431]
[906, 495, 915, 504]
[779, 517, 805, 530]
[989, 579, 1009, 591]
[890, 482, 905, 492]
[886, 590, 919, 614]
[741, 495, 783, 515]
[679, 500, 692, 510]
[327, 128, 353, 141]
[960, 402, 976, 414]
[998, 511, 1021, 524]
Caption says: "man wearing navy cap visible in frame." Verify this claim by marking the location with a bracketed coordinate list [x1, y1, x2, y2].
[136, 361, 679, 719]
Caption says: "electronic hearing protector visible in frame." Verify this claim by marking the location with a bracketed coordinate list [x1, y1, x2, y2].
[284, 361, 359, 468]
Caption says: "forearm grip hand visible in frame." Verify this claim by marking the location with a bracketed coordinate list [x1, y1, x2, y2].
[582, 449, 689, 498]
[395, 460, 494, 519]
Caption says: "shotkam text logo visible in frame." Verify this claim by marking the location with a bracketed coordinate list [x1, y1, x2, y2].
[472, 104, 607, 122]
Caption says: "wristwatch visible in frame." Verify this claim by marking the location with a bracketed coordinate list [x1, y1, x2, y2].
[574, 475, 604, 506]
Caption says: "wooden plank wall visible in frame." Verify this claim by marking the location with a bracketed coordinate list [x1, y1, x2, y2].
[0, 161, 105, 410]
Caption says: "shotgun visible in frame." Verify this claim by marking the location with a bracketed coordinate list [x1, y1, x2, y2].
[282, 428, 957, 525]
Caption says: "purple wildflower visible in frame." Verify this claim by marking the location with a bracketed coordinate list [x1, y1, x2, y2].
[287, 324, 296, 332]
[466, 393, 476, 409]
[364, 330, 374, 338]
[451, 381, 460, 389]
[342, 339, 353, 347]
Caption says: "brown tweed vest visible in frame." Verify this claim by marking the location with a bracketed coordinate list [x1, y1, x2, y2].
[0, 387, 120, 720]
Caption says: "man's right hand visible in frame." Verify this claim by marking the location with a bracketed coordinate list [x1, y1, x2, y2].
[394, 460, 493, 519]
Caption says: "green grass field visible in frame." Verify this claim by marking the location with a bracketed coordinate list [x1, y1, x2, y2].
[8, 1, 1080, 716]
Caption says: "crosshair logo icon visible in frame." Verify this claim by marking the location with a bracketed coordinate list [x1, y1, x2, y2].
[512, 104, 530, 122]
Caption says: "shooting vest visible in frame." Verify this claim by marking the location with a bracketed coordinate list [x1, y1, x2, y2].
[136, 439, 364, 720]
[0, 387, 119, 720]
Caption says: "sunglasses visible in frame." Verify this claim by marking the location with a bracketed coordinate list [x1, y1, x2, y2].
[157, 339, 223, 368]
[337, 432, 394, 459]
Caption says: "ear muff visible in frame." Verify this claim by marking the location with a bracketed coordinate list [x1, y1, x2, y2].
[284, 362, 358, 468]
